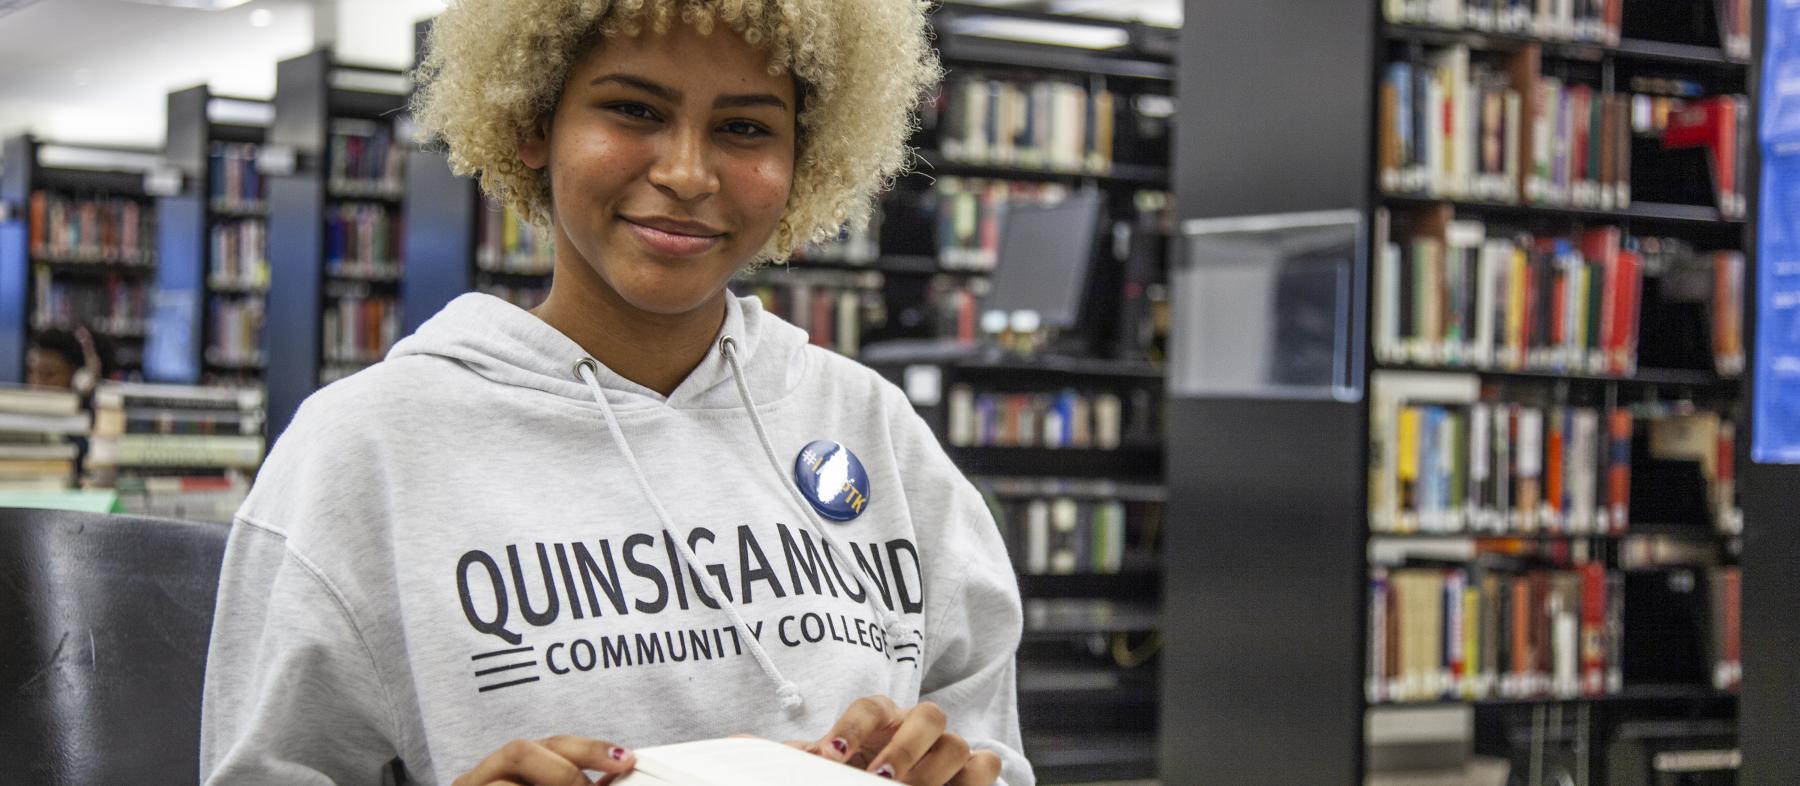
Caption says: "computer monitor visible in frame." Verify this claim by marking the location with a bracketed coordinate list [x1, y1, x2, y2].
[983, 192, 1106, 333]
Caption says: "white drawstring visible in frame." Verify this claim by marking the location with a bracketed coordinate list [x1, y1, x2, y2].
[574, 358, 805, 714]
[716, 336, 913, 648]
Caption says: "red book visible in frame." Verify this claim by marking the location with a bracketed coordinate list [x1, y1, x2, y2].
[1607, 409, 1632, 533]
[1580, 562, 1607, 695]
[810, 291, 833, 347]
[1571, 87, 1590, 189]
[1609, 248, 1643, 374]
[1546, 408, 1566, 529]
[1724, 569, 1742, 691]
[1582, 227, 1622, 369]
[1662, 96, 1740, 215]
[28, 191, 45, 254]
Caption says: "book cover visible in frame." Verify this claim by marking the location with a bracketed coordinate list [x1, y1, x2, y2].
[621, 737, 897, 785]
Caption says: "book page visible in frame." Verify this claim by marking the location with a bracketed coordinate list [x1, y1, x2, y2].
[619, 737, 893, 786]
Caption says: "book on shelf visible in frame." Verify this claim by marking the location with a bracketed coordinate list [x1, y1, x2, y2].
[946, 385, 1125, 450]
[91, 381, 264, 412]
[1367, 561, 1623, 704]
[735, 271, 878, 357]
[1379, 45, 1527, 203]
[1656, 95, 1750, 219]
[1378, 45, 1636, 211]
[1627, 87, 1750, 219]
[209, 218, 269, 291]
[326, 202, 404, 278]
[1370, 373, 1629, 535]
[210, 141, 264, 211]
[208, 298, 266, 368]
[1646, 410, 1740, 534]
[1635, 235, 1745, 377]
[1708, 566, 1741, 692]
[1718, 0, 1753, 60]
[1375, 215, 1645, 376]
[322, 294, 401, 373]
[1383, 0, 1622, 44]
[999, 496, 1132, 575]
[28, 191, 157, 265]
[86, 433, 264, 470]
[929, 74, 1118, 174]
[476, 199, 555, 275]
[328, 119, 405, 195]
[934, 177, 1072, 271]
[32, 266, 151, 339]
[0, 384, 85, 492]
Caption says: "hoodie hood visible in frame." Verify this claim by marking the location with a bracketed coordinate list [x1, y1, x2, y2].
[387, 292, 810, 412]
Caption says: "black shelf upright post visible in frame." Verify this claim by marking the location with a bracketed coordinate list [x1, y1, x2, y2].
[155, 85, 274, 388]
[265, 50, 409, 440]
[1162, 1, 1378, 784]
[400, 144, 475, 336]
[402, 18, 477, 335]
[265, 51, 331, 441]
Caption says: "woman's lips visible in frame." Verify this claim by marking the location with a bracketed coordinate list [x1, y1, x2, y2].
[622, 217, 724, 256]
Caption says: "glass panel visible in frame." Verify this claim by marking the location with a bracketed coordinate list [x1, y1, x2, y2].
[1169, 210, 1364, 401]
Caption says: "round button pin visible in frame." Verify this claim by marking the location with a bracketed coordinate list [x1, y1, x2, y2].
[793, 440, 871, 521]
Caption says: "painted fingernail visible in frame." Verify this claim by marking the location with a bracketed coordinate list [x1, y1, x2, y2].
[874, 763, 896, 779]
[609, 746, 630, 761]
[830, 738, 850, 756]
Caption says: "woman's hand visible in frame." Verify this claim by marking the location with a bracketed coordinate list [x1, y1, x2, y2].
[450, 736, 635, 786]
[810, 696, 1002, 786]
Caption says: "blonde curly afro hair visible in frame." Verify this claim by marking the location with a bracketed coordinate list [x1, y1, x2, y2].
[411, 0, 942, 264]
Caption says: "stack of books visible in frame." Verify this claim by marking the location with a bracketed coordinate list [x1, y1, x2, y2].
[85, 382, 265, 522]
[0, 385, 86, 492]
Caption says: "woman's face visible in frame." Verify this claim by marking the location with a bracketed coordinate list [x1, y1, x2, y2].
[520, 22, 797, 317]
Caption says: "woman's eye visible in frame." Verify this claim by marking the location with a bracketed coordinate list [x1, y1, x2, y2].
[721, 120, 770, 138]
[608, 102, 658, 121]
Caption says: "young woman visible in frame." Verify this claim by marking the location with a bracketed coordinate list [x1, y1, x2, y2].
[199, 2, 1030, 785]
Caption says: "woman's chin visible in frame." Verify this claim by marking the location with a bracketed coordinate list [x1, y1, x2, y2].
[611, 278, 731, 317]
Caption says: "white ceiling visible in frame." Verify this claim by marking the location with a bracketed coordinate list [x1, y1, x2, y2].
[0, 0, 448, 149]
[0, 0, 1175, 151]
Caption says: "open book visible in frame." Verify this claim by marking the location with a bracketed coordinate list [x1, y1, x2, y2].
[617, 737, 894, 785]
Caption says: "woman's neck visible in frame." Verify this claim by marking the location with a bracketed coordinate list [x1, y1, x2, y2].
[530, 257, 728, 398]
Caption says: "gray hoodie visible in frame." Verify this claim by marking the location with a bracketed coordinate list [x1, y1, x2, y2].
[199, 293, 1031, 785]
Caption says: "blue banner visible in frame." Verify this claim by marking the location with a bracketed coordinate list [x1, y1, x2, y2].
[1754, 0, 1800, 462]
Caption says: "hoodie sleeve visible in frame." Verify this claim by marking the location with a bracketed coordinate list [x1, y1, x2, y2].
[892, 399, 1034, 786]
[918, 519, 1034, 786]
[200, 516, 402, 784]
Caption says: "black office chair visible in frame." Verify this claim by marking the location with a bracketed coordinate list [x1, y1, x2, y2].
[0, 508, 230, 784]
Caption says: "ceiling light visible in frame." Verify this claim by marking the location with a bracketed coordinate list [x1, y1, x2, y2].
[119, 0, 255, 10]
[947, 16, 1131, 50]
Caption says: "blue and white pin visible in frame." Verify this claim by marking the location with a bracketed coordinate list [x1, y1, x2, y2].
[794, 440, 871, 521]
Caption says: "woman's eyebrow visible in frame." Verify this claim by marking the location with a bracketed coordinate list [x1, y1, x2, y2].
[590, 72, 788, 111]
[591, 73, 679, 101]
[714, 93, 789, 111]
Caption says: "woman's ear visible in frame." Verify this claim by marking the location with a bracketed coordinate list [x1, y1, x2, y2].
[518, 116, 550, 170]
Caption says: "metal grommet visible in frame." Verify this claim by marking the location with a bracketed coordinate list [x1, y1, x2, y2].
[572, 357, 599, 381]
[719, 335, 738, 357]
